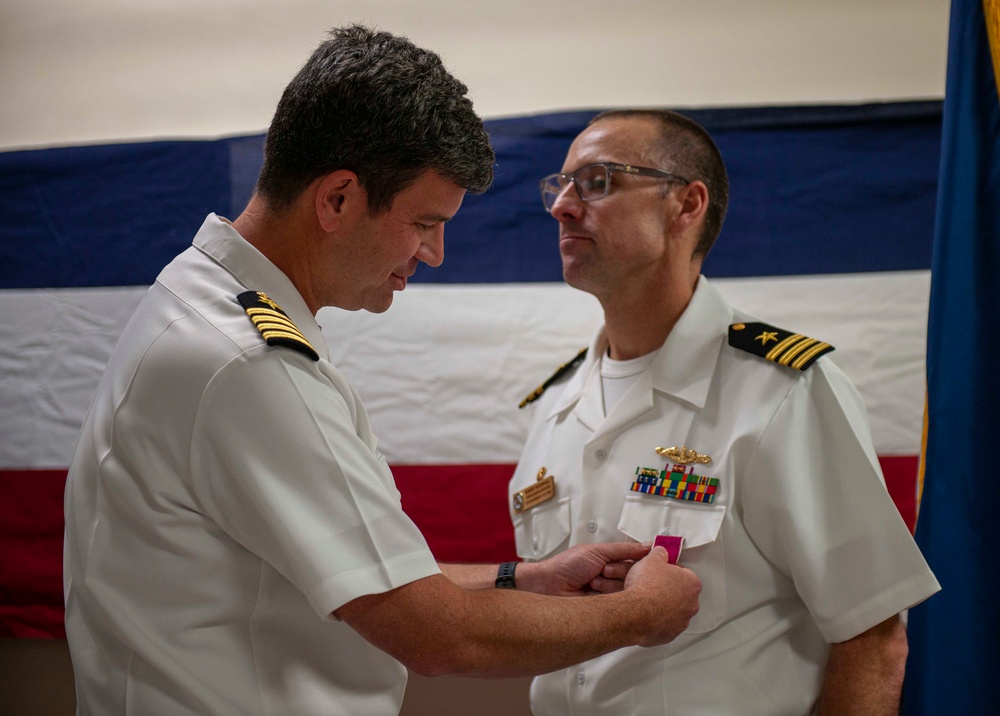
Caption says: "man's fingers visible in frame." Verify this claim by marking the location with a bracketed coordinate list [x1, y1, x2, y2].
[589, 575, 627, 594]
[586, 541, 650, 563]
[601, 561, 634, 580]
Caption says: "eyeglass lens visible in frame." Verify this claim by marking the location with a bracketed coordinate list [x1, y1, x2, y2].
[541, 164, 612, 210]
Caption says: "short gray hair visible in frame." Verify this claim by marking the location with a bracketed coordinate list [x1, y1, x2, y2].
[591, 109, 729, 258]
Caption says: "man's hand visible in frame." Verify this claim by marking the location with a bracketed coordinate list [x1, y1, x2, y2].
[622, 546, 702, 647]
[518, 541, 652, 596]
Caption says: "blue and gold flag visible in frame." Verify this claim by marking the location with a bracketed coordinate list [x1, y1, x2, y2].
[903, 1, 1000, 713]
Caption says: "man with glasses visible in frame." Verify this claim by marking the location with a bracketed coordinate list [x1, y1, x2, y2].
[509, 109, 940, 715]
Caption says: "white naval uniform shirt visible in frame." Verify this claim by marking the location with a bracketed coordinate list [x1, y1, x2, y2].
[510, 277, 940, 716]
[64, 214, 441, 715]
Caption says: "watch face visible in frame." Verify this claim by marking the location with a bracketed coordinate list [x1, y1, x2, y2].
[513, 493, 524, 511]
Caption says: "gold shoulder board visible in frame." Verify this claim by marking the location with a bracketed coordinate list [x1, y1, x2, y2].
[728, 321, 833, 371]
[237, 291, 319, 362]
[519, 348, 588, 408]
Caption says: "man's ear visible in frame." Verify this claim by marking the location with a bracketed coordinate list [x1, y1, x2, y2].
[670, 180, 710, 237]
[315, 170, 365, 233]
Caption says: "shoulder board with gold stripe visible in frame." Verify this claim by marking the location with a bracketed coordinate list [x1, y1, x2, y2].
[519, 348, 588, 408]
[728, 321, 833, 371]
[237, 291, 319, 362]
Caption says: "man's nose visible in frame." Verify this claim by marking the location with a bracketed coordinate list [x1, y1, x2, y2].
[416, 225, 444, 267]
[549, 182, 583, 221]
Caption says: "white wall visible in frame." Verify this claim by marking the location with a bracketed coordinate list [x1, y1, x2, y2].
[0, 0, 950, 150]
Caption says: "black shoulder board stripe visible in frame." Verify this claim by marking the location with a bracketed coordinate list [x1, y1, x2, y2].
[519, 348, 588, 408]
[237, 291, 319, 362]
[728, 321, 833, 371]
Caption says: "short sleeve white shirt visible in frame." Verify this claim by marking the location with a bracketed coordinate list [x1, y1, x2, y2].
[64, 214, 441, 715]
[510, 277, 940, 716]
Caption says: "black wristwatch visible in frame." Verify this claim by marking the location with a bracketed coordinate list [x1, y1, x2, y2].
[495, 561, 517, 589]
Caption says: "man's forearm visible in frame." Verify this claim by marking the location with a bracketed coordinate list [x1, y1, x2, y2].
[818, 615, 908, 715]
[438, 560, 587, 594]
[438, 563, 500, 590]
[339, 550, 700, 679]
[439, 542, 652, 596]
[402, 578, 653, 677]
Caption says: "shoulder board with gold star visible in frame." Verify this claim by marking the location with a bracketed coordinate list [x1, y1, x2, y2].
[237, 291, 319, 362]
[519, 348, 588, 408]
[728, 321, 834, 371]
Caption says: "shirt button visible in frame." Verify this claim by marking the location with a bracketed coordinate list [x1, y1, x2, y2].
[595, 448, 607, 459]
[587, 521, 597, 533]
[531, 536, 539, 550]
[576, 671, 585, 685]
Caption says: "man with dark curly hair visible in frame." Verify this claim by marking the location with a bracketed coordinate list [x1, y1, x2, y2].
[63, 26, 701, 715]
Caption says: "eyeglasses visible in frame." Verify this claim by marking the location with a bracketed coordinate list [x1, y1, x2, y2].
[539, 162, 690, 211]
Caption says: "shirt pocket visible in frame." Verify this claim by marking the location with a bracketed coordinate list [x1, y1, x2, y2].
[512, 497, 571, 561]
[617, 496, 727, 633]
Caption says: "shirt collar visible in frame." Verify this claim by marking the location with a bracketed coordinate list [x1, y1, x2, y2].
[192, 213, 330, 362]
[549, 276, 733, 420]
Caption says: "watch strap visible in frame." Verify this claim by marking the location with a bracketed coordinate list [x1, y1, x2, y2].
[495, 561, 517, 589]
